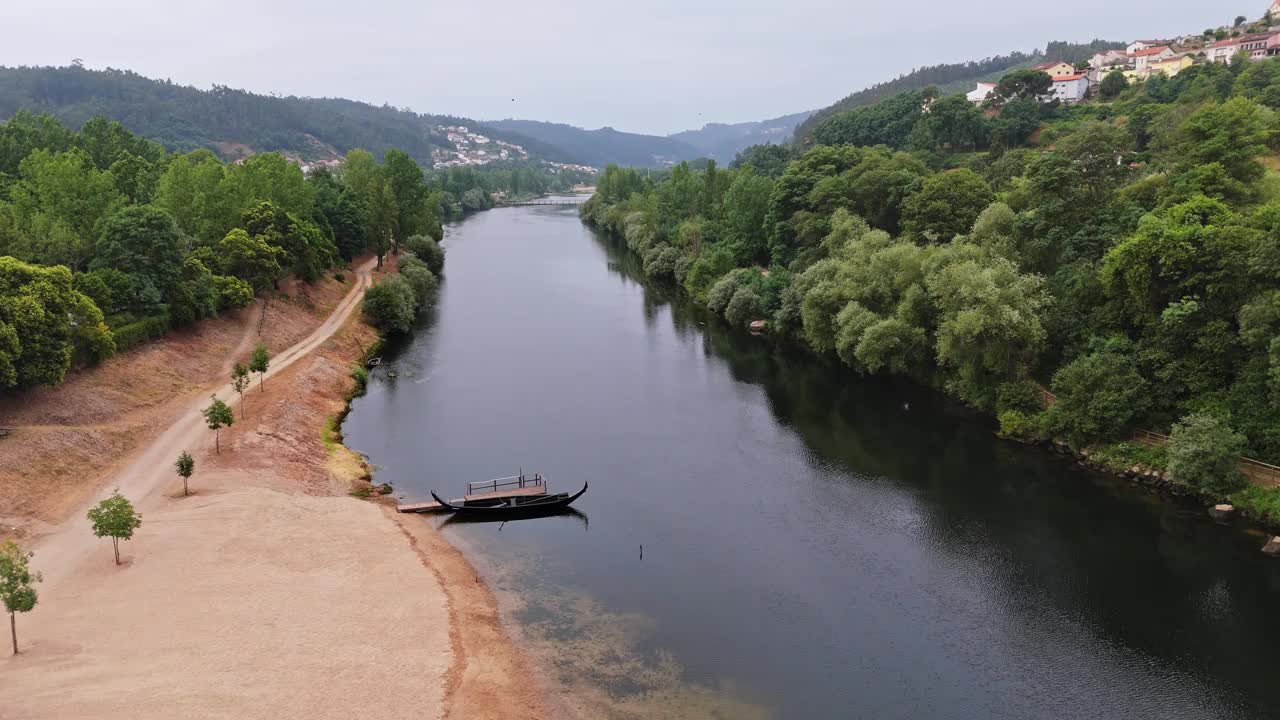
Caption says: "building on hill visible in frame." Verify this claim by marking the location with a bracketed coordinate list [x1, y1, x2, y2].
[1270, 1, 1280, 17]
[1131, 45, 1175, 74]
[1048, 74, 1091, 104]
[1032, 61, 1078, 77]
[1207, 32, 1280, 62]
[1148, 54, 1195, 77]
[966, 82, 996, 104]
[1126, 40, 1167, 54]
[1089, 49, 1128, 69]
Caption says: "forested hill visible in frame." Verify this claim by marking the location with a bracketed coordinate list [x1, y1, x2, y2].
[791, 40, 1125, 142]
[485, 119, 703, 168]
[668, 110, 814, 163]
[0, 65, 575, 167]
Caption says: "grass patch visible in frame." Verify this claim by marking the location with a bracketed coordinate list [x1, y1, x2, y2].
[1231, 485, 1280, 525]
[349, 484, 372, 499]
[1090, 441, 1169, 472]
[321, 415, 339, 454]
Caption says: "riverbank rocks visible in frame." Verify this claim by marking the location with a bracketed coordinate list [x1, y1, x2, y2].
[749, 320, 767, 333]
[1209, 504, 1236, 520]
[1263, 537, 1280, 556]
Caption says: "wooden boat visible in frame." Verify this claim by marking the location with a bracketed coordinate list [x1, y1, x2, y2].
[430, 481, 587, 518]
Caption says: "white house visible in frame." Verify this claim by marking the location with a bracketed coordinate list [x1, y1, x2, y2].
[1089, 49, 1128, 69]
[1270, 0, 1280, 17]
[1048, 74, 1091, 104]
[1207, 32, 1279, 62]
[1126, 40, 1164, 55]
[966, 82, 996, 104]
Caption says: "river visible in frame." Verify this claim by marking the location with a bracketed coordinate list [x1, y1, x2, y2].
[344, 198, 1280, 720]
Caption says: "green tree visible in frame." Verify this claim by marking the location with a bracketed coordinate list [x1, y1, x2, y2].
[249, 342, 270, 392]
[1099, 69, 1129, 99]
[361, 276, 417, 333]
[0, 541, 40, 654]
[1174, 97, 1270, 200]
[202, 395, 234, 453]
[0, 257, 112, 389]
[231, 362, 250, 419]
[218, 228, 287, 291]
[1167, 412, 1247, 495]
[92, 205, 185, 299]
[902, 169, 994, 242]
[86, 489, 142, 565]
[994, 70, 1053, 102]
[1046, 338, 1150, 443]
[402, 234, 445, 274]
[175, 450, 194, 496]
[720, 167, 774, 265]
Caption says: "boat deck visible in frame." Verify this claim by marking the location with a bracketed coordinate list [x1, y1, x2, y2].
[396, 485, 547, 514]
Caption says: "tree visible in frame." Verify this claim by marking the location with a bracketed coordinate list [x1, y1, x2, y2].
[86, 490, 142, 565]
[994, 70, 1053, 102]
[1167, 412, 1247, 496]
[202, 395, 234, 453]
[1235, 15, 1247, 27]
[901, 169, 994, 242]
[0, 257, 114, 389]
[402, 235, 445, 274]
[0, 541, 40, 654]
[361, 276, 417, 333]
[1046, 338, 1150, 443]
[1100, 69, 1128, 99]
[175, 450, 194, 496]
[218, 228, 286, 291]
[231, 362, 250, 418]
[92, 205, 186, 303]
[249, 342, 269, 392]
[1175, 98, 1270, 199]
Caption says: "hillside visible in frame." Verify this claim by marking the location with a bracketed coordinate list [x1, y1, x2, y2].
[0, 65, 576, 166]
[486, 119, 702, 168]
[668, 110, 814, 162]
[792, 40, 1125, 142]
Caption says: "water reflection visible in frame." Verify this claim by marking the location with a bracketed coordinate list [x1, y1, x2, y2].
[346, 206, 1280, 720]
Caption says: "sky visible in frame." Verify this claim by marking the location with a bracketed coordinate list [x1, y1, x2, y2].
[1, 0, 1233, 136]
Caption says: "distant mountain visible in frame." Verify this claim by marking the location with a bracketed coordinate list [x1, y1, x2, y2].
[667, 110, 813, 162]
[486, 119, 702, 168]
[792, 40, 1125, 143]
[0, 65, 578, 167]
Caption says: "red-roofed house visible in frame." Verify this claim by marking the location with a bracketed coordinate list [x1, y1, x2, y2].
[1048, 74, 1091, 103]
[1131, 46, 1175, 74]
[1207, 32, 1279, 63]
[1032, 61, 1077, 77]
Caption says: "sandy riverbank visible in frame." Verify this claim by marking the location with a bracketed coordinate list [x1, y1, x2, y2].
[0, 261, 551, 720]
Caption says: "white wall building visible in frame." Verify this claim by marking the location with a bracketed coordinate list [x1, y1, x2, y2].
[966, 82, 996, 104]
[1048, 74, 1091, 103]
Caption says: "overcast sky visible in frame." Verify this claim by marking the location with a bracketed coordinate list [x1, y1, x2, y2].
[2, 0, 1230, 135]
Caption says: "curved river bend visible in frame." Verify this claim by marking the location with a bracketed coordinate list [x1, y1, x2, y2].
[345, 199, 1280, 720]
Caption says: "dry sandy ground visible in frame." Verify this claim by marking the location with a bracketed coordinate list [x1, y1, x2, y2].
[0, 259, 552, 720]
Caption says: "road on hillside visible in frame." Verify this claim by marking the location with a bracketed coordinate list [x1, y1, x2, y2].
[31, 258, 375, 588]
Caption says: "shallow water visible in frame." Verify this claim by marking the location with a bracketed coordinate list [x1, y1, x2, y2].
[345, 200, 1280, 720]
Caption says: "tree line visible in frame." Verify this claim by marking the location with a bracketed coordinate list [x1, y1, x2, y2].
[0, 112, 486, 395]
[582, 55, 1280, 519]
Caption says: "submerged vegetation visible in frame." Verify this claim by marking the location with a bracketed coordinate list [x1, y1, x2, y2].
[583, 56, 1280, 515]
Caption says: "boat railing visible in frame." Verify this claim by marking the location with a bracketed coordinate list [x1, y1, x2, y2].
[467, 473, 546, 495]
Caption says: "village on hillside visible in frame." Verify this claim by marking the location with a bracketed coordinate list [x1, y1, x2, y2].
[967, 3, 1280, 105]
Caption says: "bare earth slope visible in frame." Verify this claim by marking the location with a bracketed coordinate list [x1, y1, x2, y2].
[0, 260, 551, 720]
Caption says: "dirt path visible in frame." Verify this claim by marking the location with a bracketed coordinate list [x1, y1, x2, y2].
[29, 260, 372, 589]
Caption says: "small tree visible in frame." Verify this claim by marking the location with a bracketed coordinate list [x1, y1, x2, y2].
[202, 396, 234, 453]
[175, 451, 195, 496]
[1167, 412, 1248, 496]
[1099, 69, 1128, 100]
[249, 342, 270, 392]
[231, 362, 250, 419]
[1235, 15, 1247, 27]
[0, 541, 40, 654]
[87, 490, 142, 566]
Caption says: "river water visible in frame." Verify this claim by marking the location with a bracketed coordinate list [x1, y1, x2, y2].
[344, 199, 1280, 720]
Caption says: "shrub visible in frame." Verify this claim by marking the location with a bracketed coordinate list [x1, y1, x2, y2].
[334, 272, 346, 283]
[1167, 412, 1247, 496]
[211, 275, 253, 311]
[403, 235, 445, 274]
[998, 410, 1046, 441]
[706, 269, 753, 315]
[362, 276, 417, 334]
[1230, 486, 1280, 524]
[643, 246, 682, 282]
[110, 314, 171, 352]
[399, 265, 439, 309]
[724, 287, 762, 327]
[1045, 338, 1150, 444]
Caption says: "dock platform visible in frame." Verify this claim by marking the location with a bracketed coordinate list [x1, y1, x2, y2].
[397, 472, 548, 513]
